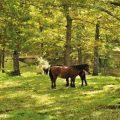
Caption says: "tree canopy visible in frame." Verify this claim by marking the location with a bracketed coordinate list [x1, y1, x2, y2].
[0, 0, 120, 75]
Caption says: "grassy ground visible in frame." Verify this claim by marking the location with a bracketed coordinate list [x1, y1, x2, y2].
[0, 71, 120, 120]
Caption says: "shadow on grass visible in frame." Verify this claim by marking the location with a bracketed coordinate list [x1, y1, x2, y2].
[0, 73, 120, 120]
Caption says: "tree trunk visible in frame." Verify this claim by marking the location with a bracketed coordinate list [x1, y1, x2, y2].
[64, 5, 72, 66]
[78, 47, 82, 64]
[93, 21, 100, 75]
[13, 50, 20, 75]
[1, 48, 5, 73]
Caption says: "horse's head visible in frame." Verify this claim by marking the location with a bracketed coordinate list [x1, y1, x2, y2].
[84, 64, 90, 74]
[71, 64, 90, 74]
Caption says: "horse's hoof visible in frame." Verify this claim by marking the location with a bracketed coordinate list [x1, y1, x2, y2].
[51, 86, 55, 89]
[51, 87, 56, 89]
[71, 85, 75, 88]
[66, 84, 69, 87]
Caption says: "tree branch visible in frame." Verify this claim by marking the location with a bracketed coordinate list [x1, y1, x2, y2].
[21, 2, 120, 21]
[96, 6, 120, 21]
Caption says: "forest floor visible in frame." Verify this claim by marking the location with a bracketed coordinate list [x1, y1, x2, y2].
[0, 72, 120, 120]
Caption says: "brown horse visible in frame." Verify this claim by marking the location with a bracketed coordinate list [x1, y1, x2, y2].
[49, 64, 90, 89]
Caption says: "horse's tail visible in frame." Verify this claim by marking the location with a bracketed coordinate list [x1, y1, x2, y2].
[49, 67, 54, 80]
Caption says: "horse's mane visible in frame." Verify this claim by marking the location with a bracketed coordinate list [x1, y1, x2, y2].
[70, 64, 89, 70]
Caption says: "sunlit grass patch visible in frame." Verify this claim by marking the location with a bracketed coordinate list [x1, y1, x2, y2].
[0, 73, 120, 120]
[21, 72, 37, 77]
[0, 113, 11, 119]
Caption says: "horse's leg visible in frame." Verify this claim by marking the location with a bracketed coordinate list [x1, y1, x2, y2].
[84, 79, 87, 86]
[79, 74, 83, 86]
[70, 79, 73, 87]
[66, 78, 69, 87]
[50, 76, 54, 89]
[52, 75, 57, 89]
[84, 75, 87, 86]
[50, 77, 57, 89]
[51, 79, 55, 89]
[71, 78, 75, 87]
[81, 79, 84, 86]
[80, 71, 87, 86]
[53, 78, 57, 88]
[72, 78, 75, 87]
[82, 72, 87, 86]
[49, 69, 56, 89]
[51, 80, 54, 88]
[51, 79, 57, 89]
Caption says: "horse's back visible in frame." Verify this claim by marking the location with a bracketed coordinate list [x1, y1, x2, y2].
[51, 65, 77, 78]
[60, 66, 71, 78]
[50, 66, 61, 76]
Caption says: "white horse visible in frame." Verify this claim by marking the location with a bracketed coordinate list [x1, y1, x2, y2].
[36, 57, 50, 74]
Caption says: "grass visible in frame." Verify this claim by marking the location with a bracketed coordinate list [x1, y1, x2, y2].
[0, 71, 120, 120]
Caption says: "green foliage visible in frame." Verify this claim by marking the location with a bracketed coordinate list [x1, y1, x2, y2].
[0, 0, 32, 51]
[0, 0, 120, 73]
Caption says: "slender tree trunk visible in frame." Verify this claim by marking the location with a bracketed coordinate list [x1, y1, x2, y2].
[78, 47, 82, 64]
[64, 5, 72, 65]
[1, 48, 5, 73]
[13, 50, 20, 75]
[93, 21, 100, 75]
